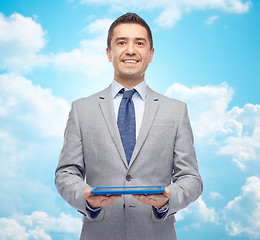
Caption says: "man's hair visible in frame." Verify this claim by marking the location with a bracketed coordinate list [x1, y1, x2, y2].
[107, 12, 153, 50]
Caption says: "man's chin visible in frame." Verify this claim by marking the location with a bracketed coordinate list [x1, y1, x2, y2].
[118, 71, 144, 80]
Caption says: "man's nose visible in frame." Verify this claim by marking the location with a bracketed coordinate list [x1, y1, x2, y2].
[125, 42, 136, 55]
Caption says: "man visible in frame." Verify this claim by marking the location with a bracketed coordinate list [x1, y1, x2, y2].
[55, 13, 203, 240]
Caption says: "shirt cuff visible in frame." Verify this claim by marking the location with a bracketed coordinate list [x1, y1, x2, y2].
[153, 204, 169, 219]
[85, 200, 102, 219]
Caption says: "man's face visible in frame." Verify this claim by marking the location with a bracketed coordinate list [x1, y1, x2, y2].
[106, 23, 154, 82]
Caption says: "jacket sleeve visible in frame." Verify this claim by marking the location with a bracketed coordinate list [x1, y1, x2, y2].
[165, 103, 203, 219]
[55, 101, 90, 216]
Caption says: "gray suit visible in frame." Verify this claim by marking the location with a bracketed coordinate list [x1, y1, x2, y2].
[55, 85, 203, 240]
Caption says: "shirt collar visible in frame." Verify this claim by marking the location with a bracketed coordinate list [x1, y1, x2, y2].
[111, 79, 147, 101]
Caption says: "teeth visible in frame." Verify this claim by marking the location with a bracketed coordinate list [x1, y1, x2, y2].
[124, 60, 137, 63]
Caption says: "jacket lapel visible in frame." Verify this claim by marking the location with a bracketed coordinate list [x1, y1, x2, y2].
[98, 85, 129, 168]
[129, 87, 159, 168]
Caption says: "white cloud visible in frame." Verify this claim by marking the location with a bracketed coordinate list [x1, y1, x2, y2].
[0, 129, 28, 176]
[0, 73, 69, 138]
[165, 82, 233, 141]
[79, 0, 252, 27]
[0, 136, 61, 216]
[0, 212, 81, 240]
[209, 191, 224, 199]
[52, 18, 112, 77]
[223, 176, 260, 238]
[165, 83, 260, 170]
[85, 18, 113, 34]
[179, 0, 252, 13]
[52, 36, 111, 77]
[0, 128, 34, 216]
[196, 197, 218, 223]
[0, 73, 70, 215]
[176, 178, 260, 239]
[0, 218, 31, 240]
[0, 13, 50, 73]
[154, 4, 182, 27]
[218, 104, 260, 170]
[206, 15, 219, 25]
[176, 197, 218, 223]
[0, 13, 112, 78]
[155, 0, 251, 27]
[175, 207, 191, 221]
[20, 211, 81, 234]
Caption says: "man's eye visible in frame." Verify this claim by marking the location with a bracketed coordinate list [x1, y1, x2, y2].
[118, 41, 125, 45]
[137, 42, 144, 46]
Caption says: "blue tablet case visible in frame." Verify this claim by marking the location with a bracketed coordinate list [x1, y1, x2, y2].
[91, 186, 165, 195]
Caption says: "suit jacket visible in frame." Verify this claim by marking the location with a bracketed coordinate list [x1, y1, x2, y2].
[55, 85, 203, 240]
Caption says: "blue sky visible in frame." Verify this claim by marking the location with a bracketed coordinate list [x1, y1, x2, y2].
[0, 0, 259, 239]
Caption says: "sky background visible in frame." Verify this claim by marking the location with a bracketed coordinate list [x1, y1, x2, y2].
[0, 0, 259, 239]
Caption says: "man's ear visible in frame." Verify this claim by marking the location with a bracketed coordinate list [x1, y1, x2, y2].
[106, 47, 112, 62]
[149, 47, 154, 63]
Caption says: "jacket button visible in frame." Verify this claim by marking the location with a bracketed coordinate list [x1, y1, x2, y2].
[126, 175, 132, 181]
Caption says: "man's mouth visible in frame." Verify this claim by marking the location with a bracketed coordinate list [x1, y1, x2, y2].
[122, 59, 139, 63]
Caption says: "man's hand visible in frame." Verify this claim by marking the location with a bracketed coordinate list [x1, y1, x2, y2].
[132, 188, 171, 209]
[84, 189, 122, 208]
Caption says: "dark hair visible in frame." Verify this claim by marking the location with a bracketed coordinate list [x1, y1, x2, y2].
[107, 12, 153, 50]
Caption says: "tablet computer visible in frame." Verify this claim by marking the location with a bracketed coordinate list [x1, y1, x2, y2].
[91, 186, 165, 195]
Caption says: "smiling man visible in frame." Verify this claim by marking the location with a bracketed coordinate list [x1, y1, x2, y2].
[55, 13, 202, 240]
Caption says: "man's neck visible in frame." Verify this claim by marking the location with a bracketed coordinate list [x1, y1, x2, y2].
[114, 76, 145, 89]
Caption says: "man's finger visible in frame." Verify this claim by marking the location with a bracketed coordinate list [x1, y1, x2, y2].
[163, 188, 171, 198]
[84, 188, 93, 198]
[111, 195, 122, 199]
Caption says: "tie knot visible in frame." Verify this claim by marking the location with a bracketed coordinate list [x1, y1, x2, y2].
[121, 89, 136, 99]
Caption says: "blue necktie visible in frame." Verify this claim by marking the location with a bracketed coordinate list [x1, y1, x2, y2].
[117, 89, 136, 164]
